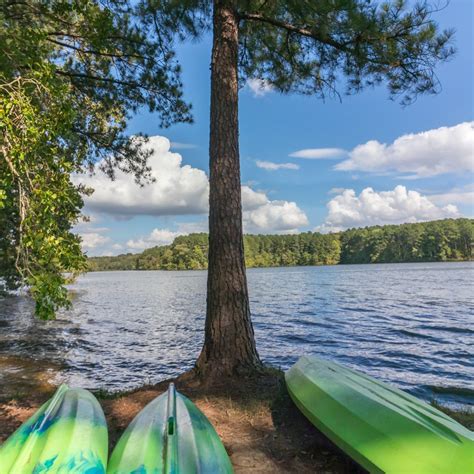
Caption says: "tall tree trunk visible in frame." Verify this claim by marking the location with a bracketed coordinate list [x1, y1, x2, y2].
[195, 0, 261, 377]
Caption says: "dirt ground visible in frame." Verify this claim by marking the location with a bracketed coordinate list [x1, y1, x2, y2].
[1, 370, 472, 473]
[0, 370, 365, 473]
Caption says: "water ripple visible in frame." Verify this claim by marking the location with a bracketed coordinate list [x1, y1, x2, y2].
[0, 262, 472, 408]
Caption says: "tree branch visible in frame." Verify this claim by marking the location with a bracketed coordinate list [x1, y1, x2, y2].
[46, 38, 148, 61]
[239, 12, 350, 52]
[55, 70, 145, 90]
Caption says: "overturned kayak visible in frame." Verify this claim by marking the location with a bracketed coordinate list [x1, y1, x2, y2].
[108, 383, 233, 473]
[0, 384, 108, 473]
[286, 356, 474, 473]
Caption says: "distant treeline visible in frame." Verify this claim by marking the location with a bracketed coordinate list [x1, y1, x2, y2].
[87, 218, 473, 271]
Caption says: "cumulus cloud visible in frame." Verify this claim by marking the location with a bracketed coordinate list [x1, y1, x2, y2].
[73, 215, 113, 253]
[125, 196, 309, 251]
[317, 185, 460, 233]
[240, 185, 308, 233]
[77, 136, 309, 237]
[336, 122, 474, 178]
[241, 186, 269, 210]
[427, 184, 474, 207]
[256, 160, 299, 171]
[245, 201, 308, 233]
[246, 78, 274, 97]
[289, 148, 347, 159]
[170, 141, 198, 150]
[78, 136, 209, 218]
[176, 221, 208, 234]
[126, 228, 183, 251]
[80, 232, 111, 250]
[124, 199, 309, 253]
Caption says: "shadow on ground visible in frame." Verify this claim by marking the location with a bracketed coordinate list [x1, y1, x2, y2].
[102, 370, 366, 473]
[1, 369, 472, 472]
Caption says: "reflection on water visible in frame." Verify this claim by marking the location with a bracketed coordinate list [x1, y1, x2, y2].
[0, 262, 473, 408]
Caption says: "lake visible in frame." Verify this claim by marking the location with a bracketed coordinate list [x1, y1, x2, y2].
[0, 262, 473, 409]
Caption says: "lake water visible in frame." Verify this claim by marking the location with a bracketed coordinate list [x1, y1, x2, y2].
[0, 262, 473, 409]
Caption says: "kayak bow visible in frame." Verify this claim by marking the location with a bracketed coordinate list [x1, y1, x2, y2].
[286, 356, 474, 473]
[107, 383, 233, 473]
[0, 384, 108, 473]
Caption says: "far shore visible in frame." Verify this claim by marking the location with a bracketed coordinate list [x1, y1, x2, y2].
[85, 258, 473, 273]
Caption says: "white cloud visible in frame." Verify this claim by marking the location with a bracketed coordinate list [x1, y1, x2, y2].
[329, 187, 346, 195]
[241, 185, 269, 211]
[78, 136, 209, 218]
[73, 215, 113, 253]
[77, 136, 309, 237]
[126, 228, 183, 251]
[246, 78, 274, 97]
[245, 201, 308, 233]
[240, 185, 308, 233]
[256, 160, 299, 171]
[427, 184, 474, 207]
[242, 186, 308, 231]
[289, 148, 347, 159]
[123, 197, 309, 252]
[170, 141, 198, 150]
[336, 122, 474, 178]
[317, 185, 460, 233]
[124, 197, 309, 252]
[80, 232, 111, 250]
[176, 221, 208, 234]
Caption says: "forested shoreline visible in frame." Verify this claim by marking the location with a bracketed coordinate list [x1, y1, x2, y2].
[87, 218, 473, 271]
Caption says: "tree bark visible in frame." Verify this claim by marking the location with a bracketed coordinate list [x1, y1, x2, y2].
[195, 0, 261, 377]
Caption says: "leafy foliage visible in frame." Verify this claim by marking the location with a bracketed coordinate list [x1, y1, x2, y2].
[238, 0, 455, 104]
[0, 75, 87, 317]
[88, 231, 341, 271]
[87, 219, 473, 272]
[340, 218, 473, 263]
[1, 0, 456, 318]
[0, 0, 190, 317]
[138, 0, 455, 103]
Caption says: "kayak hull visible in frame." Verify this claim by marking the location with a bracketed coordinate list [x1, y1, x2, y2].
[286, 356, 474, 474]
[107, 384, 233, 473]
[0, 384, 108, 473]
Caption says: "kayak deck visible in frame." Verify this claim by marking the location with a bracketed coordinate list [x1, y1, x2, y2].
[107, 383, 233, 473]
[286, 356, 474, 473]
[0, 384, 108, 473]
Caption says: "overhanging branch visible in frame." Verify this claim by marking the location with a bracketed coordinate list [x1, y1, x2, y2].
[239, 12, 351, 52]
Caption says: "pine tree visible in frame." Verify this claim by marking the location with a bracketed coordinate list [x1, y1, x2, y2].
[2, 0, 455, 376]
[142, 0, 455, 377]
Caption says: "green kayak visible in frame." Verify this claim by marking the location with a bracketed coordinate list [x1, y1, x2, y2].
[0, 384, 108, 473]
[107, 383, 233, 473]
[286, 356, 474, 473]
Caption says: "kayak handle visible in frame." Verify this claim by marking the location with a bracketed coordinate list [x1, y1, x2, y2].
[164, 383, 178, 474]
[167, 416, 175, 435]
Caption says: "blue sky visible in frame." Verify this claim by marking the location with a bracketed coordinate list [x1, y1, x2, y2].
[78, 1, 473, 256]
